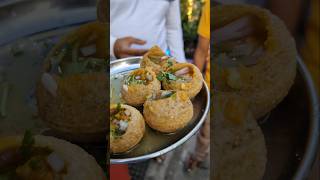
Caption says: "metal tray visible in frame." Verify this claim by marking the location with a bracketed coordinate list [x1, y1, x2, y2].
[110, 57, 210, 164]
[260, 57, 319, 180]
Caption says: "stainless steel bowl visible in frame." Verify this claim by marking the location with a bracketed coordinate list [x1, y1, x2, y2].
[110, 57, 210, 164]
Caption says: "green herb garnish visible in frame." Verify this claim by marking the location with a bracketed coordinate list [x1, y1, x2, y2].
[162, 92, 174, 99]
[28, 157, 42, 170]
[167, 59, 174, 67]
[116, 103, 121, 112]
[156, 72, 165, 81]
[167, 73, 177, 80]
[20, 130, 35, 158]
[157, 71, 177, 81]
[113, 128, 125, 137]
[124, 75, 146, 85]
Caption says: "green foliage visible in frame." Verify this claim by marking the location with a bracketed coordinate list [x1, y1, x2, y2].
[180, 0, 204, 56]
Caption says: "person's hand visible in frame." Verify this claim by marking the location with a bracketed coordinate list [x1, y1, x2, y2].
[114, 37, 148, 58]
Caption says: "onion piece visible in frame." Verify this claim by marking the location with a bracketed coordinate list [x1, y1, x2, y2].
[174, 67, 190, 76]
[47, 152, 65, 173]
[41, 73, 57, 97]
[80, 45, 96, 56]
[161, 56, 170, 61]
[146, 74, 152, 81]
[124, 109, 131, 116]
[160, 91, 173, 98]
[122, 84, 128, 92]
[213, 16, 254, 44]
[119, 120, 128, 132]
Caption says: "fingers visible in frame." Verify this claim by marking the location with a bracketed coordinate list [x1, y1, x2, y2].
[125, 48, 148, 56]
[127, 37, 146, 45]
[114, 36, 148, 58]
[119, 49, 148, 58]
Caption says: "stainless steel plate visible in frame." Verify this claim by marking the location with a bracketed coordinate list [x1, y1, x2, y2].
[260, 57, 319, 180]
[110, 57, 210, 164]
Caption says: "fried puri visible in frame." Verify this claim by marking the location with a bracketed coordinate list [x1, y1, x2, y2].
[143, 91, 193, 133]
[162, 63, 203, 99]
[140, 46, 177, 74]
[213, 5, 296, 119]
[213, 92, 267, 180]
[36, 21, 108, 142]
[110, 104, 145, 154]
[121, 67, 161, 106]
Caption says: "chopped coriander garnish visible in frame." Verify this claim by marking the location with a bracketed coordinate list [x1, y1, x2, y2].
[113, 128, 125, 137]
[162, 92, 174, 99]
[167, 59, 174, 67]
[156, 72, 165, 81]
[124, 75, 147, 85]
[157, 71, 177, 81]
[167, 73, 177, 80]
[20, 130, 35, 158]
[116, 103, 121, 112]
[28, 157, 42, 170]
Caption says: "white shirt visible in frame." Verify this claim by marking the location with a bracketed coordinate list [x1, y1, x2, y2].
[110, 0, 186, 62]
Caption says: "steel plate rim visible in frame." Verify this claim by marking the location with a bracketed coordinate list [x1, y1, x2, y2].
[293, 56, 320, 180]
[110, 57, 210, 164]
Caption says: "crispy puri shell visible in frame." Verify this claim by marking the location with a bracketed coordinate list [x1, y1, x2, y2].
[213, 5, 297, 119]
[162, 63, 203, 99]
[36, 21, 108, 142]
[0, 135, 106, 180]
[110, 104, 145, 154]
[143, 91, 193, 133]
[140, 46, 177, 74]
[213, 92, 267, 180]
[121, 68, 161, 106]
[36, 73, 108, 140]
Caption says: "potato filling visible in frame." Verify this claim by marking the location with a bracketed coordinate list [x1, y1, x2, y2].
[0, 132, 67, 180]
[213, 15, 266, 67]
[110, 104, 131, 137]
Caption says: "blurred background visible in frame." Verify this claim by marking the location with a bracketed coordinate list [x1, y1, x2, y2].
[180, 0, 204, 59]
[0, 0, 318, 179]
[0, 1, 209, 180]
[214, 1, 319, 180]
[214, 0, 319, 94]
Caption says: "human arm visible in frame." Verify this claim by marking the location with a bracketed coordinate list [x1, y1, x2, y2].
[194, 35, 210, 72]
[166, 0, 186, 62]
